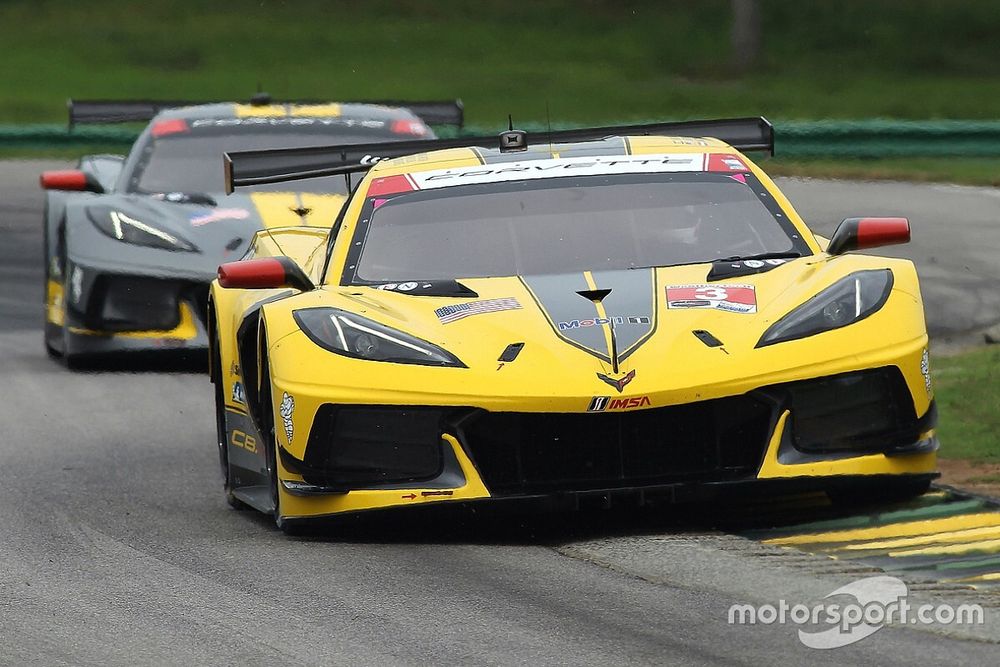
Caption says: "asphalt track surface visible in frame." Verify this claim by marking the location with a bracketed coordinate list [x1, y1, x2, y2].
[1, 161, 998, 665]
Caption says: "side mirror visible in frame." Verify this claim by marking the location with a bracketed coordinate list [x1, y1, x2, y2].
[827, 217, 910, 255]
[40, 169, 104, 193]
[218, 257, 314, 291]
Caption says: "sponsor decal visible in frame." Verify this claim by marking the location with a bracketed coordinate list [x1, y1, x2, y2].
[279, 392, 295, 445]
[71, 266, 84, 304]
[376, 281, 423, 292]
[230, 361, 241, 377]
[596, 369, 636, 393]
[231, 381, 246, 405]
[231, 429, 257, 454]
[666, 284, 757, 314]
[190, 117, 388, 129]
[558, 315, 650, 331]
[435, 297, 522, 324]
[410, 153, 705, 190]
[588, 395, 651, 412]
[706, 153, 748, 172]
[921, 348, 933, 398]
[189, 208, 250, 226]
[706, 258, 789, 281]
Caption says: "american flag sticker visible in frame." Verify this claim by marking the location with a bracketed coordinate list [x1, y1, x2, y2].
[435, 297, 522, 324]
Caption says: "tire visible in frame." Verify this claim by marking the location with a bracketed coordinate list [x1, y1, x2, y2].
[50, 226, 91, 369]
[827, 478, 931, 508]
[259, 347, 302, 535]
[211, 331, 247, 510]
[42, 216, 64, 359]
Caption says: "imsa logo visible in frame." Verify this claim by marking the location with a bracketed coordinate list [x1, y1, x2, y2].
[588, 395, 652, 412]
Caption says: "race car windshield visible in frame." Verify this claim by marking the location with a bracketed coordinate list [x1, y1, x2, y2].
[350, 172, 809, 282]
[132, 131, 400, 195]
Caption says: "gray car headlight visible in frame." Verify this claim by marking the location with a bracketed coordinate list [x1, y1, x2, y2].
[87, 208, 195, 251]
[756, 269, 893, 347]
[294, 308, 465, 367]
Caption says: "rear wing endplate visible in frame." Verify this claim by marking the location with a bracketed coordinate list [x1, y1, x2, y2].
[223, 116, 774, 193]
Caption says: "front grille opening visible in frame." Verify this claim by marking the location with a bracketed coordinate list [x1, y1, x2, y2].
[305, 406, 446, 487]
[783, 367, 918, 453]
[461, 396, 773, 495]
[93, 276, 181, 331]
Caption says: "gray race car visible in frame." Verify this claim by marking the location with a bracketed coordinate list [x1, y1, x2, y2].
[40, 95, 461, 366]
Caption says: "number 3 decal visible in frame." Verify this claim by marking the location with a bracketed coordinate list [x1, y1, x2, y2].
[694, 286, 728, 300]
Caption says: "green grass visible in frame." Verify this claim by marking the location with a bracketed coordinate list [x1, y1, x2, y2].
[933, 346, 1000, 463]
[1, 0, 999, 125]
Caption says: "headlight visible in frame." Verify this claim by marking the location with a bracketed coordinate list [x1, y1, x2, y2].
[87, 208, 195, 251]
[756, 270, 893, 347]
[294, 308, 465, 367]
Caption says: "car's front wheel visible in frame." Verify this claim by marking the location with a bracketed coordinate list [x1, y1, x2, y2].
[259, 347, 303, 535]
[211, 330, 247, 511]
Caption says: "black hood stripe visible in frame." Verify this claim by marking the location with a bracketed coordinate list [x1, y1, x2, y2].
[520, 268, 657, 364]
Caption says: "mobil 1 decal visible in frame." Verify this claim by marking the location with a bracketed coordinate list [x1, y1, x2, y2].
[521, 269, 657, 363]
[666, 284, 757, 314]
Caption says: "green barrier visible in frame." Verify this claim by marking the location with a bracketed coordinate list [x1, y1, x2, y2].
[0, 124, 140, 149]
[5, 120, 1000, 157]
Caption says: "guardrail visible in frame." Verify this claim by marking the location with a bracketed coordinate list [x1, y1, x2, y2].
[3, 120, 1000, 158]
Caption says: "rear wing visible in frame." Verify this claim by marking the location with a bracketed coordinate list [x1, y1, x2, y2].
[67, 98, 464, 129]
[223, 116, 774, 193]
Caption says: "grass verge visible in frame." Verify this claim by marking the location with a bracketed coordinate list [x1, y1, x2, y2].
[1, 0, 998, 125]
[933, 346, 1000, 463]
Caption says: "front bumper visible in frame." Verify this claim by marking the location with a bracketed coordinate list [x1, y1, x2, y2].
[270, 363, 938, 521]
[57, 260, 212, 355]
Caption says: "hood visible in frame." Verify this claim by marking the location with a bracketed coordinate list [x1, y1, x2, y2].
[87, 191, 344, 268]
[269, 252, 923, 408]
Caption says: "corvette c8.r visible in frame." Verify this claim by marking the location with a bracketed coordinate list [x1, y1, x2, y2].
[208, 117, 937, 532]
[40, 95, 461, 365]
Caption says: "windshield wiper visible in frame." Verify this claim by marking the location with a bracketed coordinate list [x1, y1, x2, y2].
[711, 251, 802, 263]
[627, 251, 803, 271]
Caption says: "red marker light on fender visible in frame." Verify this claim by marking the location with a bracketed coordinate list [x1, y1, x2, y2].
[856, 217, 910, 248]
[218, 258, 287, 289]
[828, 217, 910, 255]
[218, 256, 314, 291]
[40, 170, 90, 191]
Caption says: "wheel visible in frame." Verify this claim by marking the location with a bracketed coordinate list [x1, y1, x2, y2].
[211, 331, 247, 510]
[827, 478, 931, 508]
[259, 348, 303, 535]
[42, 218, 64, 359]
[49, 226, 91, 369]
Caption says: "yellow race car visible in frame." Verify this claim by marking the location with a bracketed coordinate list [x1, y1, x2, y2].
[209, 118, 937, 532]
